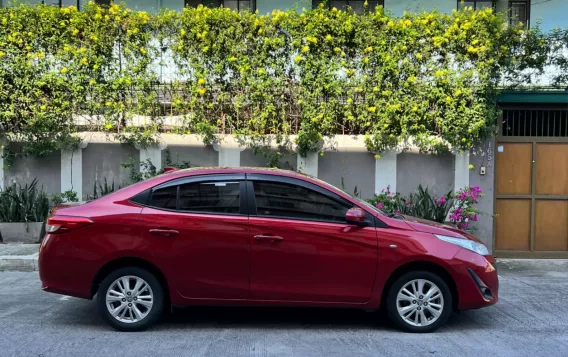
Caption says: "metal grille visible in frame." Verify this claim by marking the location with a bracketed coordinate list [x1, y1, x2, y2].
[509, 1, 529, 27]
[502, 107, 568, 137]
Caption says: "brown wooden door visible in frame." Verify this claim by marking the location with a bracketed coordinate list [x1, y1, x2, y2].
[495, 142, 568, 254]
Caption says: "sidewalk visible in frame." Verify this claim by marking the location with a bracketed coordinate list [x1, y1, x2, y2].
[0, 244, 40, 272]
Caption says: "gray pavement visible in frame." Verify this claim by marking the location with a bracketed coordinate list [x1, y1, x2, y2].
[1, 264, 568, 357]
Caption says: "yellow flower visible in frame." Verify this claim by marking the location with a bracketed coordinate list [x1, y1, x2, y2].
[0, 51, 4, 57]
[408, 76, 416, 83]
[412, 104, 418, 112]
[89, 79, 96, 85]
[198, 78, 206, 85]
[355, 87, 363, 93]
[364, 46, 373, 53]
[368, 106, 376, 113]
[258, 29, 263, 35]
[454, 89, 462, 96]
[104, 15, 110, 22]
[347, 98, 353, 104]
[93, 64, 100, 70]
[90, 35, 98, 41]
[332, 7, 338, 12]
[325, 34, 332, 42]
[202, 46, 209, 53]
[306, 36, 317, 45]
[177, 45, 183, 51]
[462, 138, 467, 143]
[198, 88, 207, 95]
[301, 46, 309, 53]
[80, 57, 88, 65]
[468, 164, 475, 170]
[180, 29, 186, 37]
[140, 47, 146, 55]
[374, 154, 381, 159]
[72, 29, 79, 36]
[60, 67, 68, 74]
[384, 123, 389, 129]
[363, 57, 369, 64]
[40, 105, 47, 111]
[298, 99, 304, 105]
[373, 86, 379, 92]
[294, 55, 304, 63]
[105, 124, 113, 130]
[105, 101, 112, 107]
[94, 13, 102, 20]
[37, 52, 45, 59]
[229, 56, 237, 62]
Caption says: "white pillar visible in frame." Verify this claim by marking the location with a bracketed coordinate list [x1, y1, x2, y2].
[137, 143, 167, 174]
[454, 151, 470, 192]
[214, 144, 245, 166]
[61, 142, 88, 199]
[297, 152, 319, 177]
[375, 151, 398, 194]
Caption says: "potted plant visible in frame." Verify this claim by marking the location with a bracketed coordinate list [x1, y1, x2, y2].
[0, 179, 50, 244]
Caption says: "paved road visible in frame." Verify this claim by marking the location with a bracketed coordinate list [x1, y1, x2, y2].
[1, 266, 568, 357]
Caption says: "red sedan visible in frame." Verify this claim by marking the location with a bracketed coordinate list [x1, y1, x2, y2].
[39, 167, 498, 333]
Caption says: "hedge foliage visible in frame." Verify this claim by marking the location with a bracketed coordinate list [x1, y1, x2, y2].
[0, 2, 551, 161]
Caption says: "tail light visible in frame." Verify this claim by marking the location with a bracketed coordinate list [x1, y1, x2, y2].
[46, 216, 93, 234]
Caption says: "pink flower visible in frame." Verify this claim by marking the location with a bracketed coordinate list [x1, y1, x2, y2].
[396, 210, 401, 214]
[377, 202, 384, 209]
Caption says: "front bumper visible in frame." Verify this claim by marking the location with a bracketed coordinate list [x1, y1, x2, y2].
[453, 249, 499, 310]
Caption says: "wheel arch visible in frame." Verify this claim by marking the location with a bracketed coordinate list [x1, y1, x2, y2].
[380, 260, 459, 311]
[91, 257, 171, 308]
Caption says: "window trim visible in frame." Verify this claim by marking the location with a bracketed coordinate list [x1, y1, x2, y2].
[313, 0, 384, 13]
[456, 0, 495, 10]
[508, 0, 530, 29]
[184, 0, 256, 11]
[246, 174, 373, 226]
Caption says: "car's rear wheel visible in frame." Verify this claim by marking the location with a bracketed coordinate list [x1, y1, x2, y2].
[386, 271, 452, 333]
[97, 267, 164, 331]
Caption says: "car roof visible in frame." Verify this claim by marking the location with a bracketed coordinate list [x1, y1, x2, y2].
[170, 166, 314, 180]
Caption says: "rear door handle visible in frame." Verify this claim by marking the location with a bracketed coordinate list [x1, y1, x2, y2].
[149, 228, 179, 236]
[254, 235, 284, 242]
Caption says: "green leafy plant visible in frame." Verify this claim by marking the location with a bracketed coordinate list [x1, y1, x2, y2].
[87, 178, 118, 200]
[0, 179, 51, 223]
[50, 190, 79, 205]
[367, 185, 453, 223]
[121, 149, 192, 183]
[0, 3, 552, 161]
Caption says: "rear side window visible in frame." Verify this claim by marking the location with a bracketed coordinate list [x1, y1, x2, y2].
[178, 181, 240, 214]
[253, 181, 351, 223]
[149, 186, 178, 210]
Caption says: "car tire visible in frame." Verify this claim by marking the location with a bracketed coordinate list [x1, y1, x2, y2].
[97, 267, 164, 332]
[386, 271, 452, 333]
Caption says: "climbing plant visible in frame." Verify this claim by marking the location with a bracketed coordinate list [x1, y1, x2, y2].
[0, 2, 551, 161]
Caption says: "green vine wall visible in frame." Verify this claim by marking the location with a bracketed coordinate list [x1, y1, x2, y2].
[0, 3, 552, 161]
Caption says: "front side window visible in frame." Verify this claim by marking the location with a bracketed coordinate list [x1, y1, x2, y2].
[312, 1, 384, 15]
[178, 181, 241, 214]
[253, 181, 351, 223]
[185, 0, 254, 11]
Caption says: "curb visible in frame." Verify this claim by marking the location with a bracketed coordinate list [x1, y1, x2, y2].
[0, 253, 39, 272]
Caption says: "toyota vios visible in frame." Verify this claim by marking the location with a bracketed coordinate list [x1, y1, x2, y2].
[39, 167, 497, 332]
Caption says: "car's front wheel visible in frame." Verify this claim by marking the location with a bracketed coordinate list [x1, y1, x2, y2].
[97, 267, 164, 331]
[386, 271, 452, 333]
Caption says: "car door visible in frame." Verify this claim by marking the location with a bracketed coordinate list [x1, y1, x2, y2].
[139, 174, 251, 300]
[247, 174, 378, 303]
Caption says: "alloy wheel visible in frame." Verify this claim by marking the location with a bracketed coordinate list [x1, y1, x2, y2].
[396, 279, 444, 327]
[106, 275, 154, 324]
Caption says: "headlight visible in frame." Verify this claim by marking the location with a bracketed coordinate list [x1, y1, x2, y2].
[435, 234, 489, 256]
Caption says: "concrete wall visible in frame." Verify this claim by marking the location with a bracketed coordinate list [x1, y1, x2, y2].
[3, 145, 61, 195]
[318, 151, 376, 199]
[396, 152, 455, 197]
[469, 138, 495, 250]
[82, 144, 139, 199]
[164, 145, 218, 167]
[240, 149, 297, 170]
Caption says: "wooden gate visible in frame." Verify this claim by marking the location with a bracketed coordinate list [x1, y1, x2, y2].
[495, 105, 568, 257]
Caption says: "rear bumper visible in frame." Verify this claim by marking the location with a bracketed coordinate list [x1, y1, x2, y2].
[453, 249, 499, 310]
[39, 234, 96, 300]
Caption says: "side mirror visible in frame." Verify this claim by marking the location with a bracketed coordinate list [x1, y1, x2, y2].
[346, 208, 366, 225]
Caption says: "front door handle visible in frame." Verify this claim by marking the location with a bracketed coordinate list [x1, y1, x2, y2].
[149, 228, 179, 236]
[254, 234, 284, 242]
